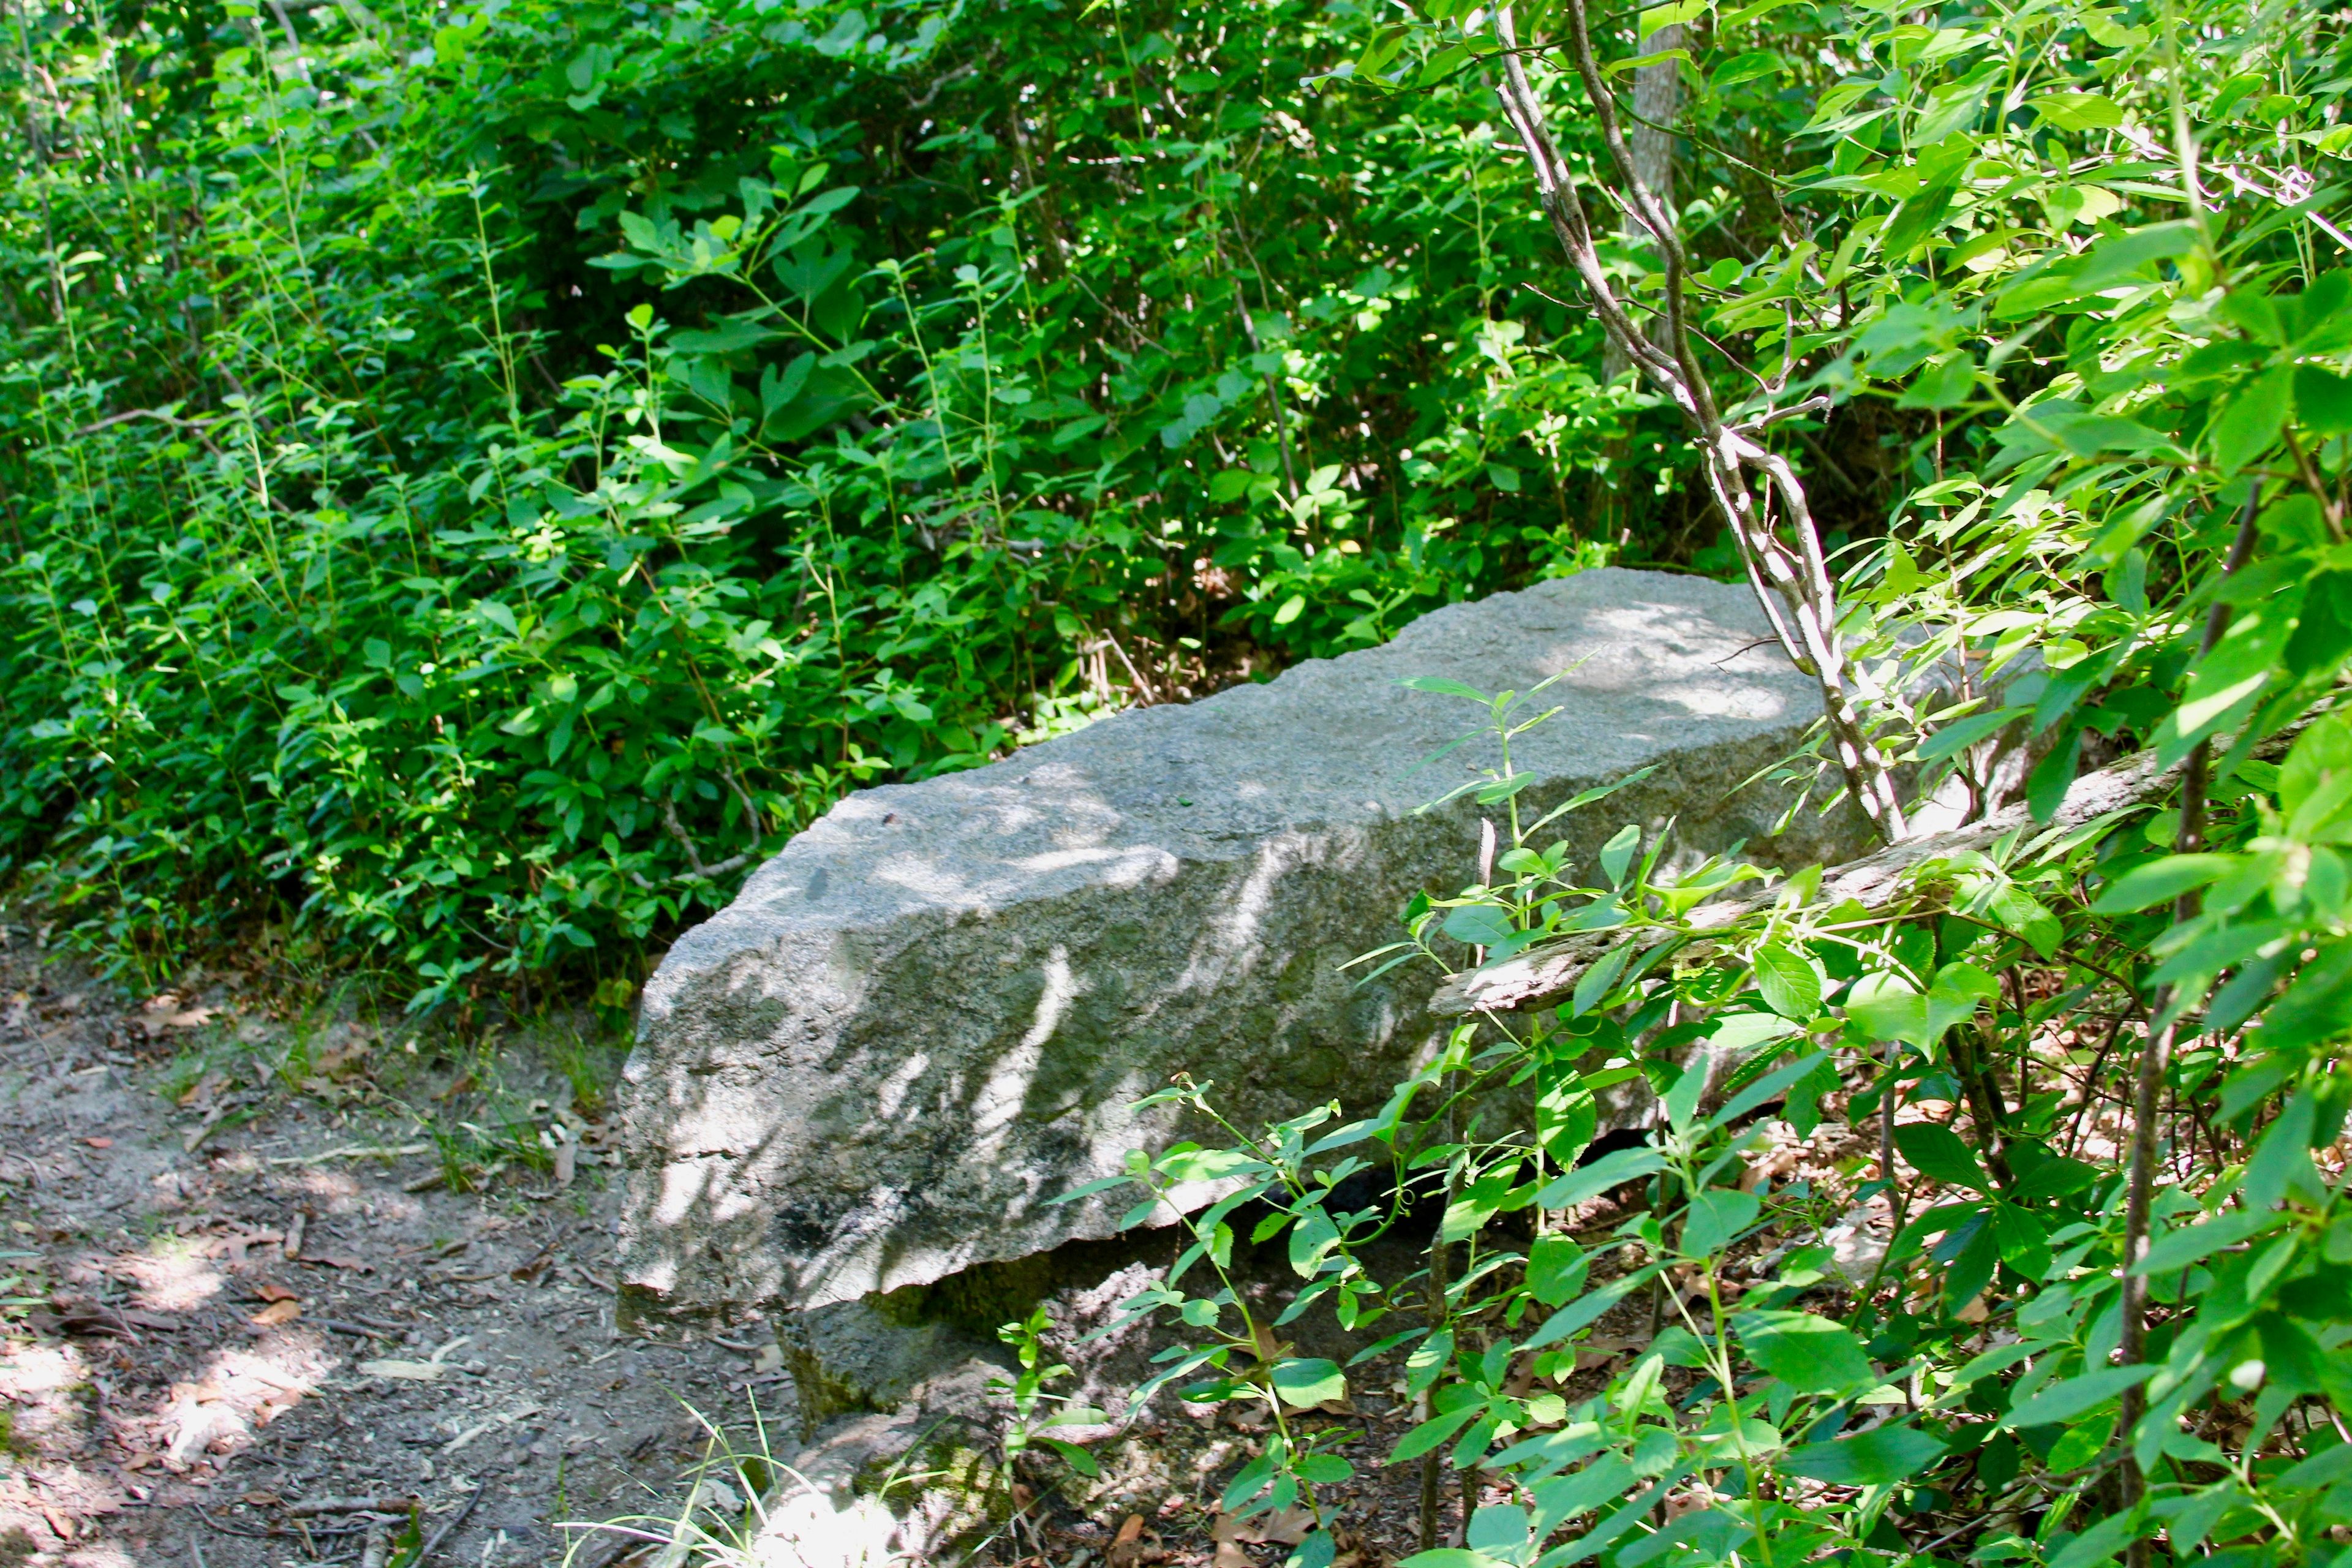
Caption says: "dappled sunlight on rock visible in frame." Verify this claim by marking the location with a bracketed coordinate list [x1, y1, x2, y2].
[623, 570, 1872, 1323]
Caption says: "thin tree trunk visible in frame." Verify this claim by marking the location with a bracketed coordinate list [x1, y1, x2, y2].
[1602, 32, 1680, 383]
[2116, 493, 2260, 1567]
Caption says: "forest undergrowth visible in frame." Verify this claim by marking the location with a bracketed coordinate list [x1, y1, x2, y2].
[0, 0, 1800, 1006]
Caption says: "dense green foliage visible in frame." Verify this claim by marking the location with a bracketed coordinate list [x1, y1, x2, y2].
[10, 0, 2352, 1559]
[0, 0, 1756, 998]
[1023, 0, 2352, 1562]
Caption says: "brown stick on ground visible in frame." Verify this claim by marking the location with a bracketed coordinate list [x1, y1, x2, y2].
[288, 1495, 421, 1518]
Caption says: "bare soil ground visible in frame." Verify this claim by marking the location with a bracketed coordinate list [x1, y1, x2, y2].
[0, 942, 766, 1568]
[0, 935, 1887, 1568]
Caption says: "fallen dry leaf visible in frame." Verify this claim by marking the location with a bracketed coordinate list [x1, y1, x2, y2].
[1208, 1513, 1252, 1568]
[254, 1283, 298, 1303]
[1109, 1513, 1163, 1568]
[250, 1298, 302, 1326]
[1216, 1507, 1314, 1548]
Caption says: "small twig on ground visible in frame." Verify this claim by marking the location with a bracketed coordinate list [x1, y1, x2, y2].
[317, 1318, 398, 1340]
[290, 1494, 422, 1518]
[265, 1143, 431, 1166]
[194, 1507, 274, 1538]
[415, 1485, 486, 1565]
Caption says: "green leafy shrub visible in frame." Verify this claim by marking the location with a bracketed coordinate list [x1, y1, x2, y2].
[1, 0, 1714, 1001]
[1026, 0, 2352, 1559]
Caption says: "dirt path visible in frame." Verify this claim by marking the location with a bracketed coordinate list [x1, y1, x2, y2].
[0, 945, 776, 1568]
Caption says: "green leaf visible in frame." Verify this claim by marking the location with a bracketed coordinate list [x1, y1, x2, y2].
[1680, 1188, 1760, 1257]
[1782, 1423, 1947, 1485]
[1389, 1403, 1485, 1463]
[1882, 178, 1962, 256]
[2005, 1365, 2156, 1428]
[1570, 943, 1631, 1018]
[2294, 365, 2352, 435]
[2209, 366, 2293, 474]
[1752, 942, 1821, 1020]
[1919, 707, 2024, 761]
[670, 318, 779, 353]
[1709, 50, 1785, 89]
[1897, 355, 1976, 409]
[1398, 676, 1492, 703]
[1991, 1202, 2054, 1283]
[1893, 1122, 1989, 1193]
[1444, 905, 1517, 947]
[1537, 1145, 1664, 1209]
[1844, 972, 1927, 1044]
[1528, 1234, 1589, 1306]
[1270, 1357, 1346, 1408]
[2032, 91, 2124, 129]
[1523, 1262, 1667, 1348]
[2130, 1207, 2276, 1275]
[1638, 0, 1707, 34]
[2089, 854, 2235, 913]
[2282, 713, 2352, 840]
[1736, 1310, 1876, 1393]
[1039, 1436, 1101, 1476]
[1600, 824, 1642, 886]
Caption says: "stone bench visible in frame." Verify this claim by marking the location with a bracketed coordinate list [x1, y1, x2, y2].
[615, 567, 1863, 1329]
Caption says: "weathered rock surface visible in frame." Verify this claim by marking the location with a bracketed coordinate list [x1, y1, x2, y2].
[617, 567, 1868, 1325]
[752, 1357, 1012, 1568]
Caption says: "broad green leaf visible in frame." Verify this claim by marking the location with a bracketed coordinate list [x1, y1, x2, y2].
[1752, 943, 1821, 1020]
[1444, 904, 1517, 947]
[2282, 714, 2352, 841]
[1390, 1403, 1485, 1463]
[2294, 366, 2352, 435]
[1893, 1122, 1988, 1192]
[1845, 972, 1928, 1044]
[1600, 824, 1642, 886]
[1270, 1357, 1346, 1408]
[1679, 1188, 1760, 1257]
[2005, 1365, 2155, 1428]
[1537, 1146, 1665, 1209]
[2090, 854, 2235, 913]
[2131, 1207, 2277, 1275]
[1736, 1310, 1876, 1392]
[2031, 91, 2124, 129]
[1528, 1234, 1589, 1306]
[1782, 1423, 1947, 1485]
[1524, 1262, 1667, 1349]
[1991, 1202, 2053, 1283]
[2209, 366, 2294, 473]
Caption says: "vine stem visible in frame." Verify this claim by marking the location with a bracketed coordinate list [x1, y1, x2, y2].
[1487, 1, 1906, 845]
[2116, 489, 2260, 1560]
